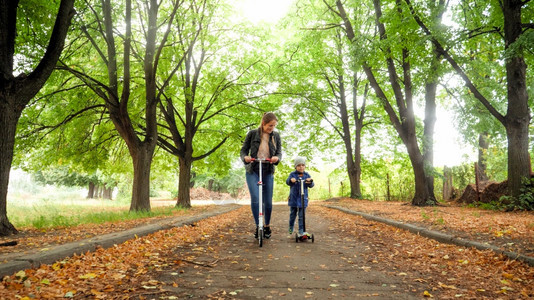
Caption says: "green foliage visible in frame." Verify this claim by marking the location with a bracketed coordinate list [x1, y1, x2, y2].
[361, 155, 415, 202]
[469, 178, 534, 211]
[30, 166, 119, 195]
[474, 200, 503, 211]
[420, 209, 430, 221]
[448, 163, 474, 191]
[504, 30, 534, 60]
[484, 144, 508, 182]
[499, 178, 534, 211]
[13, 0, 62, 73]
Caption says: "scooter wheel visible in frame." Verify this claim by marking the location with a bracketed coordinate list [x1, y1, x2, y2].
[295, 234, 299, 243]
[259, 230, 264, 247]
[311, 234, 314, 243]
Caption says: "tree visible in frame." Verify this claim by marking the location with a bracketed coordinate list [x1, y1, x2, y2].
[405, 0, 532, 201]
[279, 20, 375, 199]
[0, 0, 75, 236]
[329, 0, 442, 205]
[59, 0, 182, 211]
[157, 1, 277, 207]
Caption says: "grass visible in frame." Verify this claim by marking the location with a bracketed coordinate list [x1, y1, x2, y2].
[18, 205, 184, 230]
[7, 190, 185, 230]
[421, 209, 430, 221]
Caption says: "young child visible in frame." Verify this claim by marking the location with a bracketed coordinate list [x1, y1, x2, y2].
[286, 157, 314, 236]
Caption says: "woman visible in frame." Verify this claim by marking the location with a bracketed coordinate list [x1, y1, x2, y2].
[240, 112, 282, 239]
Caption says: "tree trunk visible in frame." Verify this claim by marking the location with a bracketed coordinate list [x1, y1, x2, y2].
[103, 186, 113, 200]
[350, 78, 365, 199]
[442, 166, 454, 201]
[337, 68, 362, 199]
[87, 182, 95, 198]
[366, 0, 437, 206]
[129, 145, 153, 211]
[502, 0, 530, 199]
[386, 172, 391, 201]
[0, 99, 21, 235]
[347, 119, 363, 199]
[423, 73, 438, 198]
[477, 132, 489, 181]
[176, 157, 192, 208]
[347, 160, 361, 199]
[506, 121, 530, 197]
[405, 133, 436, 206]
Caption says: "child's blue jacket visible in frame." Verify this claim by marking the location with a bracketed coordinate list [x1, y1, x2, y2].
[286, 171, 314, 207]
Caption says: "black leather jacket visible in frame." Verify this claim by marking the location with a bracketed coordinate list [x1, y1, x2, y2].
[240, 129, 282, 174]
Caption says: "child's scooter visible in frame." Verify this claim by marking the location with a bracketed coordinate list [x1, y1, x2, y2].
[251, 157, 270, 247]
[295, 177, 314, 243]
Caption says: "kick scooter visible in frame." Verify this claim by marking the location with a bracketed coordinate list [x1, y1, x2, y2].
[295, 177, 314, 243]
[251, 157, 270, 247]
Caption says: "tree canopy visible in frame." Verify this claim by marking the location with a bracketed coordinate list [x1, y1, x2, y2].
[2, 0, 533, 236]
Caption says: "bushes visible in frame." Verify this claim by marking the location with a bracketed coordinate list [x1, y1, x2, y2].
[499, 178, 534, 211]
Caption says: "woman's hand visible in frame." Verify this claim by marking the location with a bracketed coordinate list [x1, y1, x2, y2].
[270, 156, 279, 163]
[244, 156, 252, 163]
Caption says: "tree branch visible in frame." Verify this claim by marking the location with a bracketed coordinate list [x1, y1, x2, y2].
[24, 104, 106, 137]
[404, 0, 506, 125]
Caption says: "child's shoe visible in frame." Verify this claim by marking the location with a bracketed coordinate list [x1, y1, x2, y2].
[264, 226, 271, 239]
[289, 227, 293, 234]
[254, 226, 259, 239]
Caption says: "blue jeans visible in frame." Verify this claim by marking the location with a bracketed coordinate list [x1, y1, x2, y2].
[289, 206, 305, 234]
[246, 170, 273, 226]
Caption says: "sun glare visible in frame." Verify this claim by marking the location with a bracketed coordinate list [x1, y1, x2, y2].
[236, 0, 294, 24]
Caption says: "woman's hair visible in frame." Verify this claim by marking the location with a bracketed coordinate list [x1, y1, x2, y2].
[259, 112, 278, 134]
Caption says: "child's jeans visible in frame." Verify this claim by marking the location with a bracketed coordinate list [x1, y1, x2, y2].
[289, 206, 306, 234]
[246, 171, 273, 226]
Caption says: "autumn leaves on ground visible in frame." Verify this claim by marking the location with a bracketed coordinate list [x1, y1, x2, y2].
[0, 199, 533, 299]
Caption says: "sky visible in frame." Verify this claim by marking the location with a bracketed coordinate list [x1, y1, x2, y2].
[428, 108, 475, 167]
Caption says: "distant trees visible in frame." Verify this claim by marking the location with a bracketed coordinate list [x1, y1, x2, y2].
[32, 168, 116, 200]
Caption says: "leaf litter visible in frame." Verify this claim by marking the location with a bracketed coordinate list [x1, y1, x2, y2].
[322, 198, 534, 299]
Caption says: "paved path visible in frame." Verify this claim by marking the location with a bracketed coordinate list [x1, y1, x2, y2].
[152, 205, 422, 299]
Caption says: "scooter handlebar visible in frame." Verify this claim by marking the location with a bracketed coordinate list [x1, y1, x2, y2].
[250, 157, 272, 163]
